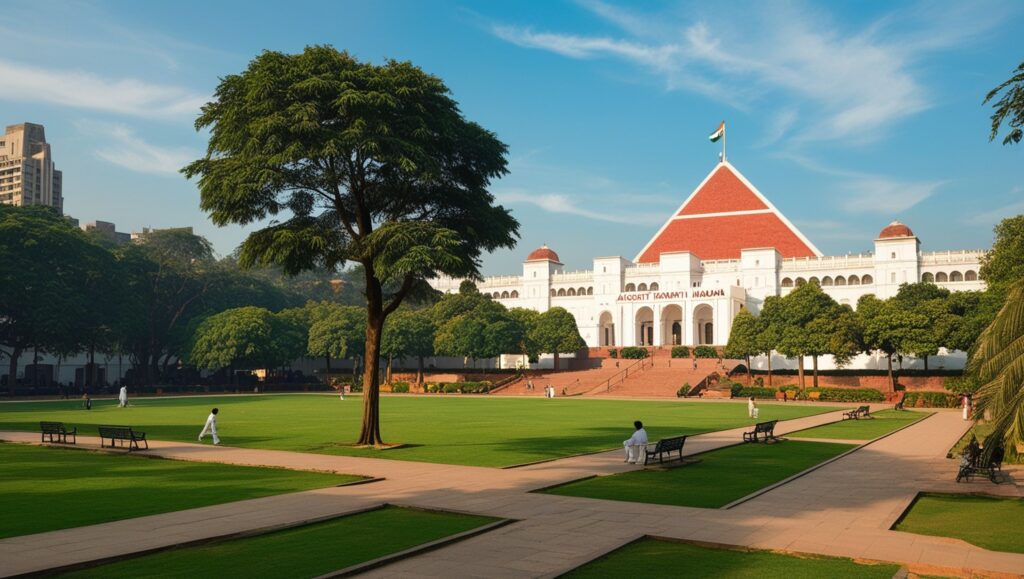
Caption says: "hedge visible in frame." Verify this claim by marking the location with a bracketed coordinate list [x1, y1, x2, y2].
[776, 387, 884, 402]
[749, 368, 963, 377]
[694, 345, 718, 358]
[735, 386, 778, 399]
[390, 381, 410, 393]
[676, 383, 690, 397]
[904, 391, 959, 408]
[608, 348, 618, 358]
[670, 346, 690, 358]
[618, 347, 650, 359]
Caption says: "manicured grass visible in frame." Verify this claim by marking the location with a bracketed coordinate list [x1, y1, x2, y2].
[62, 506, 496, 578]
[564, 538, 900, 578]
[788, 409, 928, 441]
[0, 395, 839, 467]
[543, 440, 853, 508]
[894, 493, 1024, 554]
[0, 443, 362, 539]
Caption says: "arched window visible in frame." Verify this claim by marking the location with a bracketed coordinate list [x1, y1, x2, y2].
[809, 277, 820, 285]
[557, 288, 566, 296]
[510, 290, 519, 298]
[848, 275, 860, 285]
[637, 283, 648, 291]
[821, 276, 834, 286]
[795, 277, 807, 286]
[566, 288, 576, 296]
[625, 283, 636, 292]
[550, 289, 557, 297]
[835, 276, 847, 286]
[577, 287, 586, 295]
[500, 291, 510, 298]
[922, 272, 934, 283]
[965, 270, 977, 281]
[587, 287, 594, 295]
[861, 274, 873, 284]
[649, 282, 659, 291]
[950, 271, 963, 282]
[781, 277, 794, 288]
[936, 272, 948, 282]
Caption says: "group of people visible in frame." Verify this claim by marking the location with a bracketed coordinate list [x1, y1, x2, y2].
[526, 379, 557, 398]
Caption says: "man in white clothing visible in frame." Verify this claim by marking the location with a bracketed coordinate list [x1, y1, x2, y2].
[748, 396, 758, 418]
[199, 408, 220, 445]
[623, 420, 648, 464]
[118, 385, 128, 408]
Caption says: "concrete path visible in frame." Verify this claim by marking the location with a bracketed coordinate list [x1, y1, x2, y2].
[2, 407, 1021, 578]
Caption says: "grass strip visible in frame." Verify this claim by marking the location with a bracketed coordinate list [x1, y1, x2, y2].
[543, 440, 854, 508]
[0, 395, 838, 467]
[894, 493, 1024, 554]
[0, 443, 362, 539]
[788, 409, 927, 441]
[562, 538, 900, 578]
[60, 506, 496, 578]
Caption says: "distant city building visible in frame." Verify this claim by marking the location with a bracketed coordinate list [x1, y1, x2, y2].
[84, 220, 131, 245]
[0, 123, 63, 212]
[130, 226, 194, 241]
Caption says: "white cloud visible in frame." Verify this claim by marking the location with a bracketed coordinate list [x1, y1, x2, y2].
[497, 189, 665, 225]
[0, 58, 207, 119]
[80, 121, 197, 176]
[839, 177, 944, 214]
[491, 0, 1007, 143]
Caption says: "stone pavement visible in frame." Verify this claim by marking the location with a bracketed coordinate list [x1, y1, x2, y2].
[2, 407, 1021, 578]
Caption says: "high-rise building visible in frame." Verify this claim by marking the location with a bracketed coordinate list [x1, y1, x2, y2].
[0, 123, 63, 212]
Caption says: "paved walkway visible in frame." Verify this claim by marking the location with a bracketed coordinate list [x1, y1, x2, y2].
[1, 407, 1021, 578]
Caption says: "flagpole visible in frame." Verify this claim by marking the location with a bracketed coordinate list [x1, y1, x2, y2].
[722, 121, 726, 163]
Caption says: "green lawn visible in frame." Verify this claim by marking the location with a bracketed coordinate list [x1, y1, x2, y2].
[0, 443, 362, 539]
[61, 506, 496, 579]
[544, 440, 853, 508]
[894, 493, 1024, 554]
[0, 395, 838, 467]
[563, 538, 900, 578]
[788, 409, 928, 441]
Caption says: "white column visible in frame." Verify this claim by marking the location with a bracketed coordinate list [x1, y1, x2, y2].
[652, 304, 662, 347]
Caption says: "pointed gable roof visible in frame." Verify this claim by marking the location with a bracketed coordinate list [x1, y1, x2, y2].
[635, 162, 822, 263]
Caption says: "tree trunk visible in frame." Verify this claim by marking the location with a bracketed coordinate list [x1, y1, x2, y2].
[923, 356, 929, 371]
[812, 355, 819, 388]
[797, 355, 805, 388]
[325, 355, 332, 383]
[767, 351, 773, 387]
[887, 354, 895, 392]
[554, 352, 560, 372]
[387, 355, 393, 384]
[357, 309, 385, 446]
[417, 356, 424, 384]
[7, 346, 21, 396]
[745, 355, 752, 382]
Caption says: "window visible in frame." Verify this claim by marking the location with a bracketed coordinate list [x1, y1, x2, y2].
[848, 275, 860, 285]
[890, 272, 896, 283]
[950, 271, 963, 282]
[692, 281, 701, 288]
[795, 277, 807, 286]
[500, 291, 510, 298]
[965, 270, 977, 281]
[835, 276, 847, 286]
[567, 288, 576, 296]
[936, 272, 948, 282]
[649, 282, 659, 291]
[755, 259, 760, 266]
[603, 266, 606, 273]
[861, 274, 873, 284]
[533, 272, 536, 278]
[781, 277, 793, 288]
[809, 277, 819, 285]
[550, 289, 556, 297]
[637, 283, 648, 291]
[625, 283, 636, 292]
[891, 252, 896, 259]
[587, 287, 594, 295]
[557, 288, 566, 296]
[821, 276, 833, 286]
[922, 272, 934, 283]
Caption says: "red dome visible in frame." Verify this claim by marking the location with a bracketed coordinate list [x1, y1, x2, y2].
[878, 220, 915, 239]
[526, 245, 561, 262]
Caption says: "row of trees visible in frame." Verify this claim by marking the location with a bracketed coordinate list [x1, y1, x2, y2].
[187, 281, 586, 383]
[725, 281, 996, 390]
[0, 203, 362, 394]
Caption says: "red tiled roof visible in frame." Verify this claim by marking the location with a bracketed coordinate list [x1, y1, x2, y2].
[526, 245, 560, 262]
[678, 165, 768, 215]
[637, 213, 818, 262]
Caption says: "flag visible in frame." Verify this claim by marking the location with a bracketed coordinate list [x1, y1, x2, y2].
[709, 121, 725, 142]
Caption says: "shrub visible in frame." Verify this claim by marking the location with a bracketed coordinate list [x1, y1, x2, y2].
[459, 381, 492, 394]
[753, 376, 764, 387]
[608, 348, 618, 358]
[443, 383, 461, 394]
[904, 391, 959, 408]
[805, 387, 885, 403]
[425, 383, 440, 393]
[944, 375, 980, 396]
[670, 346, 690, 358]
[677, 383, 690, 397]
[694, 345, 718, 358]
[729, 383, 743, 397]
[390, 381, 410, 393]
[736, 386, 776, 399]
[618, 346, 650, 359]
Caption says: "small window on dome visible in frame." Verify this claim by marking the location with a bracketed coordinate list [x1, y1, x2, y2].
[891, 252, 896, 259]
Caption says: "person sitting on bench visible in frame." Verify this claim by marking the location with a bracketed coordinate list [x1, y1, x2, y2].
[623, 420, 648, 464]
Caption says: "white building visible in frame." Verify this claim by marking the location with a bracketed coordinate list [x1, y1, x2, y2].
[433, 161, 985, 352]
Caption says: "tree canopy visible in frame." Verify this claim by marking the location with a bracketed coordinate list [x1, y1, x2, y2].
[184, 45, 518, 445]
[985, 60, 1024, 146]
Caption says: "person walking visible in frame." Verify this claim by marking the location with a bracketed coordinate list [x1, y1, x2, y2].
[118, 385, 128, 408]
[747, 396, 758, 418]
[199, 408, 221, 445]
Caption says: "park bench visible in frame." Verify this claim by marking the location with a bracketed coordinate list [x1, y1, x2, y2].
[98, 425, 148, 451]
[956, 445, 1004, 484]
[40, 421, 76, 445]
[743, 420, 778, 443]
[643, 435, 687, 465]
[843, 406, 872, 420]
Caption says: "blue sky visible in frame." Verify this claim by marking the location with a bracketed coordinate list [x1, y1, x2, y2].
[2, 0, 1021, 275]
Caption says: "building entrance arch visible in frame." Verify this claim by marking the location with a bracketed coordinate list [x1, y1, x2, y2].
[693, 304, 714, 345]
[598, 311, 615, 347]
[660, 304, 683, 346]
[635, 307, 654, 346]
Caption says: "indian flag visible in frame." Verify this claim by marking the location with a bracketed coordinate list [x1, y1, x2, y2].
[708, 121, 725, 142]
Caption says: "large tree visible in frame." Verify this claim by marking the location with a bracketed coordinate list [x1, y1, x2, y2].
[980, 215, 1024, 298]
[189, 306, 297, 377]
[724, 308, 761, 382]
[529, 307, 586, 371]
[985, 60, 1024, 146]
[757, 296, 785, 387]
[380, 308, 435, 383]
[184, 46, 518, 446]
[774, 282, 839, 387]
[858, 295, 931, 391]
